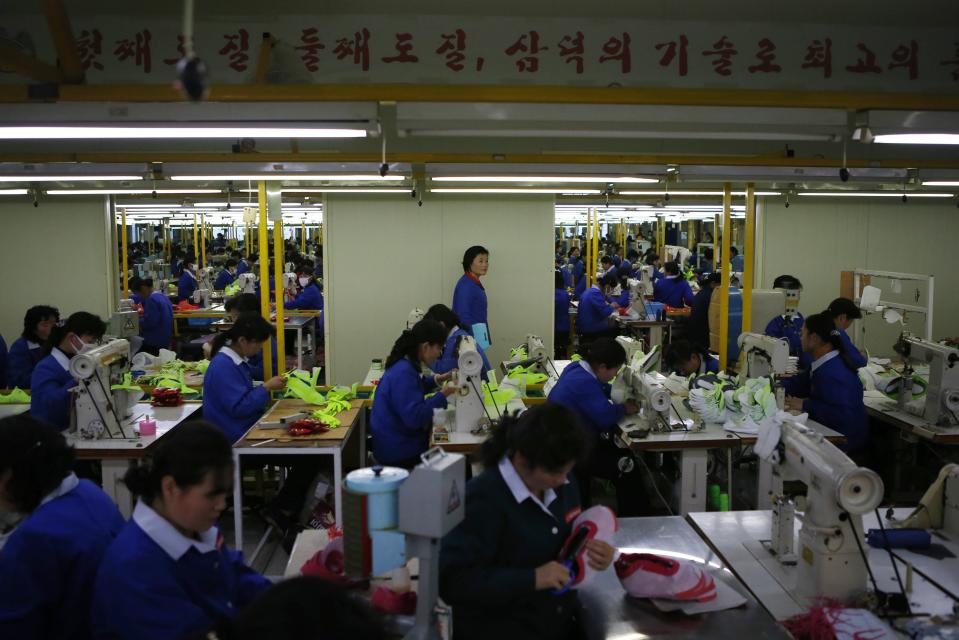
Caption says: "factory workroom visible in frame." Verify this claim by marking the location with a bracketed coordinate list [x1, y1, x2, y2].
[2, 1, 959, 639]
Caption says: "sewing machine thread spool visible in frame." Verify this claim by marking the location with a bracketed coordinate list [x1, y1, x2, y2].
[718, 493, 729, 512]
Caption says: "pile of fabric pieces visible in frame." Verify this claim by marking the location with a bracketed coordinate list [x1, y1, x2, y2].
[0, 388, 31, 404]
[133, 359, 208, 397]
[687, 373, 778, 428]
[859, 362, 928, 417]
[505, 363, 548, 386]
[282, 369, 357, 429]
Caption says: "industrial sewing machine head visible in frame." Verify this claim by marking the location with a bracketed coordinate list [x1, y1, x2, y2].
[894, 334, 959, 426]
[453, 335, 492, 434]
[738, 333, 793, 409]
[70, 339, 138, 440]
[505, 334, 550, 376]
[611, 347, 671, 436]
[282, 272, 298, 299]
[237, 272, 257, 294]
[763, 419, 884, 602]
[615, 335, 646, 368]
[109, 300, 140, 340]
[192, 267, 214, 307]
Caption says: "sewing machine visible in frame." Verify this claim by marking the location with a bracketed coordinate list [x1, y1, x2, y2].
[738, 332, 793, 409]
[109, 300, 140, 340]
[282, 272, 298, 301]
[70, 339, 137, 440]
[615, 335, 646, 368]
[763, 420, 884, 601]
[894, 335, 959, 427]
[453, 335, 491, 433]
[237, 272, 257, 294]
[504, 334, 550, 376]
[343, 449, 466, 640]
[611, 348, 672, 436]
[192, 267, 214, 307]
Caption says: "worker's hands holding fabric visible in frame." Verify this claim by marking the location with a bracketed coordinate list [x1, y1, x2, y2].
[264, 376, 287, 391]
[434, 370, 456, 385]
[784, 395, 804, 412]
[534, 561, 571, 591]
[585, 539, 615, 571]
[623, 399, 639, 415]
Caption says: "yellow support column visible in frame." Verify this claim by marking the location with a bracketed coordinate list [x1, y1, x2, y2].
[585, 210, 593, 288]
[712, 215, 719, 271]
[121, 208, 129, 299]
[245, 222, 250, 257]
[192, 214, 198, 262]
[718, 184, 733, 370]
[201, 214, 207, 269]
[687, 220, 695, 251]
[301, 221, 306, 254]
[273, 218, 287, 374]
[742, 184, 756, 334]
[592, 213, 599, 284]
[257, 181, 273, 380]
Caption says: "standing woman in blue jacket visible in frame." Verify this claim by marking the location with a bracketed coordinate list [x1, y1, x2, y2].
[30, 312, 107, 431]
[0, 415, 125, 640]
[130, 277, 174, 356]
[7, 305, 59, 389]
[92, 422, 271, 640]
[554, 269, 572, 360]
[569, 246, 586, 300]
[422, 304, 491, 376]
[784, 312, 870, 456]
[452, 245, 491, 346]
[548, 338, 645, 515]
[370, 320, 457, 469]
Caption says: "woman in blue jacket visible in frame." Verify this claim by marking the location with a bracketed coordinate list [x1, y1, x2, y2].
[7, 305, 59, 389]
[177, 256, 198, 303]
[370, 320, 456, 469]
[652, 261, 695, 308]
[92, 422, 271, 640]
[202, 314, 286, 443]
[663, 339, 720, 376]
[452, 245, 491, 346]
[576, 273, 620, 346]
[765, 274, 805, 357]
[554, 270, 572, 360]
[548, 338, 645, 515]
[284, 265, 325, 338]
[222, 294, 275, 381]
[0, 415, 125, 640]
[824, 297, 868, 369]
[30, 312, 107, 431]
[130, 277, 174, 356]
[785, 312, 870, 455]
[569, 246, 586, 300]
[440, 403, 613, 640]
[423, 304, 491, 376]
[213, 259, 238, 291]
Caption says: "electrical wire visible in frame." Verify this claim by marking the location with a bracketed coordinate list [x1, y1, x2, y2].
[637, 455, 674, 516]
[845, 512, 882, 602]
[872, 508, 912, 616]
[467, 376, 495, 425]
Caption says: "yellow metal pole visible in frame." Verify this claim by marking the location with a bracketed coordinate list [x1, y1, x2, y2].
[301, 221, 306, 254]
[245, 222, 250, 257]
[192, 214, 198, 263]
[719, 184, 732, 370]
[585, 211, 592, 288]
[273, 218, 287, 374]
[257, 181, 273, 380]
[712, 215, 719, 271]
[121, 208, 129, 299]
[687, 220, 695, 251]
[201, 214, 207, 269]
[742, 184, 756, 334]
[593, 215, 599, 282]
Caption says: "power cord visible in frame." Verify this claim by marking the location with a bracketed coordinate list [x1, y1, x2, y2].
[637, 454, 674, 516]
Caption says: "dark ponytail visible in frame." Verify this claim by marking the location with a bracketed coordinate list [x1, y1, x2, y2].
[804, 312, 858, 372]
[423, 304, 462, 332]
[211, 312, 275, 357]
[480, 402, 591, 471]
[124, 421, 233, 504]
[0, 415, 75, 513]
[384, 319, 446, 370]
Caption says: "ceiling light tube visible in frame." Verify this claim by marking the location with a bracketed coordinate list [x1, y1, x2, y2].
[172, 174, 403, 181]
[873, 134, 959, 145]
[46, 189, 222, 195]
[0, 188, 30, 195]
[0, 175, 143, 182]
[431, 176, 658, 184]
[921, 181, 959, 187]
[796, 192, 953, 198]
[431, 188, 601, 195]
[0, 126, 368, 140]
[238, 188, 409, 194]
[618, 190, 780, 196]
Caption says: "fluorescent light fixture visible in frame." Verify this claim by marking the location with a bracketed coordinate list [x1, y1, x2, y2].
[0, 126, 367, 140]
[874, 134, 959, 145]
[116, 204, 184, 209]
[0, 175, 143, 182]
[797, 191, 953, 198]
[431, 188, 601, 195]
[618, 190, 780, 196]
[431, 176, 658, 184]
[239, 188, 409, 194]
[921, 181, 959, 187]
[0, 188, 29, 195]
[47, 189, 222, 195]
[172, 174, 402, 181]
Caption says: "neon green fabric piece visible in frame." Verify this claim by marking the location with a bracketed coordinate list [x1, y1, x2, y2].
[155, 371, 200, 395]
[509, 346, 528, 360]
[483, 386, 517, 409]
[570, 354, 583, 362]
[310, 408, 342, 429]
[507, 367, 548, 386]
[283, 370, 327, 405]
[111, 372, 145, 393]
[224, 282, 240, 297]
[0, 388, 31, 404]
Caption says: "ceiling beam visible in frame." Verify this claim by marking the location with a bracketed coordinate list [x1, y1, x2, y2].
[1, 83, 957, 112]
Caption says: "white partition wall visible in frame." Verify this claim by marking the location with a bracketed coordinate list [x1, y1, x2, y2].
[0, 197, 117, 342]
[324, 194, 554, 385]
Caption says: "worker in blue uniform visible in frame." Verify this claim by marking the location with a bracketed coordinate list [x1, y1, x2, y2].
[202, 314, 286, 443]
[91, 422, 271, 640]
[130, 277, 174, 356]
[452, 245, 491, 346]
[177, 256, 198, 303]
[785, 312, 869, 455]
[663, 339, 720, 376]
[7, 305, 59, 389]
[370, 320, 457, 469]
[576, 274, 621, 346]
[554, 270, 572, 359]
[687, 272, 720, 351]
[644, 252, 664, 282]
[621, 249, 640, 279]
[600, 255, 617, 280]
[222, 294, 275, 381]
[764, 274, 805, 357]
[213, 259, 238, 291]
[548, 338, 646, 516]
[440, 403, 614, 640]
[653, 261, 695, 308]
[236, 252, 251, 276]
[284, 265, 325, 337]
[423, 304, 491, 376]
[823, 297, 868, 369]
[0, 415, 124, 640]
[568, 247, 586, 300]
[30, 312, 107, 431]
